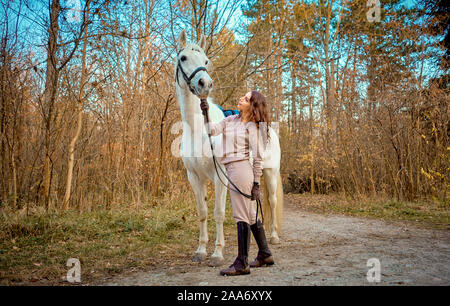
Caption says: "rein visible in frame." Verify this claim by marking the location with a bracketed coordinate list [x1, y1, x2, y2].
[201, 99, 264, 224]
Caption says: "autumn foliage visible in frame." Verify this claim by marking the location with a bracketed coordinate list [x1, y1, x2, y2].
[0, 0, 448, 212]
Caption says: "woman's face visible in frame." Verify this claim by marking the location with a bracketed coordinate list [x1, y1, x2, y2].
[238, 91, 252, 113]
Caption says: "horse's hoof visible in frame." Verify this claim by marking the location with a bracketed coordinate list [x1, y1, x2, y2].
[193, 252, 207, 263]
[270, 236, 280, 244]
[209, 255, 224, 267]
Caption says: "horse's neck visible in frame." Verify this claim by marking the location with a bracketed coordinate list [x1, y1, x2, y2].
[176, 86, 204, 133]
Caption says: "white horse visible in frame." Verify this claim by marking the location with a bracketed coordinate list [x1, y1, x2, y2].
[174, 30, 283, 267]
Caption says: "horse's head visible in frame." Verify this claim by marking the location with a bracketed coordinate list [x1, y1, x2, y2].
[175, 30, 213, 99]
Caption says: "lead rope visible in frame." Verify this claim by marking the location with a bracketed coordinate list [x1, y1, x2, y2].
[201, 99, 263, 224]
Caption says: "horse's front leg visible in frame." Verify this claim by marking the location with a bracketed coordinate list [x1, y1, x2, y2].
[187, 170, 208, 262]
[209, 174, 227, 267]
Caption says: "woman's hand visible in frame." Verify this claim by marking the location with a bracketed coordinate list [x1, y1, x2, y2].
[251, 182, 260, 201]
[200, 100, 209, 114]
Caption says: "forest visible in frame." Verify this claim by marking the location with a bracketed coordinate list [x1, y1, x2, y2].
[1, 0, 447, 212]
[0, 0, 448, 286]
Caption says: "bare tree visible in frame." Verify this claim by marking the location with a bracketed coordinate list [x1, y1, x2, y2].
[63, 0, 92, 210]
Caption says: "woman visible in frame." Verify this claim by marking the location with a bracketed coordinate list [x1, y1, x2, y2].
[200, 90, 274, 276]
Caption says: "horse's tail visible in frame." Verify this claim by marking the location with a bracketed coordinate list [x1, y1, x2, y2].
[262, 171, 283, 234]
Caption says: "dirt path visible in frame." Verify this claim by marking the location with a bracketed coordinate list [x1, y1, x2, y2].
[100, 196, 450, 286]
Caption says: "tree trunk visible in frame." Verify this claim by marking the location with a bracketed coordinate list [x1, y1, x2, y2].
[63, 0, 90, 210]
[11, 150, 17, 208]
[290, 59, 297, 134]
[0, 39, 8, 205]
[323, 0, 333, 147]
[42, 0, 61, 210]
[309, 95, 315, 194]
[275, 43, 282, 122]
[154, 94, 172, 197]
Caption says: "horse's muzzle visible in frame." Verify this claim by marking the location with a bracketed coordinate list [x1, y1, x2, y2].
[192, 74, 213, 99]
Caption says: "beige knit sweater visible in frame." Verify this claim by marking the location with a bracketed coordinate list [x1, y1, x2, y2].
[208, 114, 265, 183]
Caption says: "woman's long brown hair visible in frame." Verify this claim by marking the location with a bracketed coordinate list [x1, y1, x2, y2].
[248, 90, 271, 143]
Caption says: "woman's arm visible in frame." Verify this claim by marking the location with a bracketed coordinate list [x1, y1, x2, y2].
[248, 123, 265, 184]
[206, 114, 238, 136]
[201, 100, 226, 136]
[207, 118, 226, 136]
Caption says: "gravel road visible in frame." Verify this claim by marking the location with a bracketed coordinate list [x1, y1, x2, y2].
[101, 195, 450, 286]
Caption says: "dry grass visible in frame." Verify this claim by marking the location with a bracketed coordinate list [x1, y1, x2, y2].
[0, 190, 236, 285]
[2, 188, 447, 286]
[286, 192, 450, 230]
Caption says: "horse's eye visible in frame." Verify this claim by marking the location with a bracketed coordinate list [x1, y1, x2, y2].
[181, 55, 187, 61]
[205, 60, 208, 65]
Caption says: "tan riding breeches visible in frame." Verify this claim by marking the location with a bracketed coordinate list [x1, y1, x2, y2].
[224, 159, 257, 225]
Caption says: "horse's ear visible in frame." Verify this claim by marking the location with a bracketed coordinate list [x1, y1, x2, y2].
[177, 30, 187, 51]
[198, 34, 206, 51]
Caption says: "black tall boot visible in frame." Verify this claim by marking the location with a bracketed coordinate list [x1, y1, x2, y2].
[250, 220, 274, 267]
[220, 222, 251, 276]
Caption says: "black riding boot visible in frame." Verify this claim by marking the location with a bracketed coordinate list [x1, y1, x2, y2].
[220, 221, 251, 276]
[250, 220, 274, 267]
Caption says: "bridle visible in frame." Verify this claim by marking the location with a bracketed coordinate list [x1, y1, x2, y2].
[175, 49, 208, 95]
